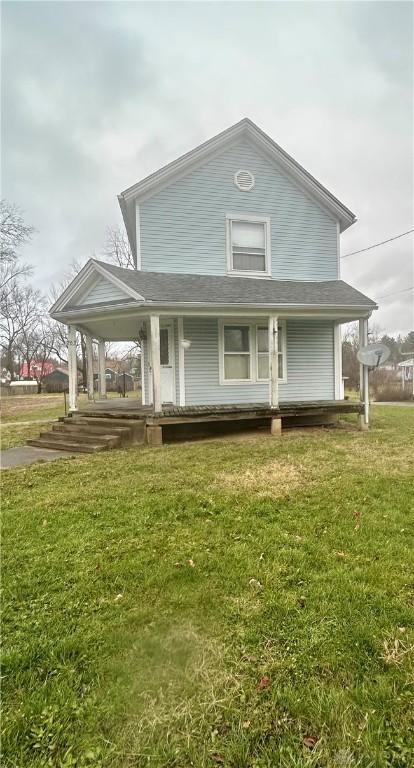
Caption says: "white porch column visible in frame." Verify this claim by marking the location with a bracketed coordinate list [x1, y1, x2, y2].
[150, 314, 161, 413]
[68, 325, 78, 411]
[98, 340, 107, 399]
[359, 318, 369, 428]
[334, 322, 343, 400]
[85, 334, 94, 401]
[177, 317, 186, 406]
[268, 315, 279, 408]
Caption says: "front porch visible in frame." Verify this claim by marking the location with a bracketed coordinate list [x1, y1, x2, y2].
[64, 310, 370, 444]
[49, 257, 376, 448]
[73, 398, 364, 446]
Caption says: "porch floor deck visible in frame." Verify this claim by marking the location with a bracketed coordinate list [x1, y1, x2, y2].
[68, 399, 364, 446]
[74, 399, 363, 421]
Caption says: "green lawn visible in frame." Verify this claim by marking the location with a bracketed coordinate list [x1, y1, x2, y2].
[1, 421, 58, 449]
[2, 407, 414, 767]
[0, 391, 141, 449]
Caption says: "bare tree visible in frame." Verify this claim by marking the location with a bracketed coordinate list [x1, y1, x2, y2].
[49, 259, 88, 383]
[16, 314, 57, 392]
[0, 280, 43, 379]
[102, 225, 134, 270]
[0, 199, 34, 292]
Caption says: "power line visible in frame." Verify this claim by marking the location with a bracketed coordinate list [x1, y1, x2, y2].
[341, 228, 414, 259]
[377, 286, 414, 300]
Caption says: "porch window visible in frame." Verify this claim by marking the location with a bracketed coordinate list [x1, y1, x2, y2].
[226, 216, 271, 276]
[223, 325, 251, 380]
[256, 324, 284, 380]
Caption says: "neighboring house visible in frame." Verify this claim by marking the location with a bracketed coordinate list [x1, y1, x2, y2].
[90, 368, 135, 392]
[50, 118, 376, 429]
[398, 359, 414, 393]
[9, 380, 38, 394]
[115, 371, 135, 392]
[103, 367, 118, 389]
[42, 367, 70, 393]
[20, 360, 55, 379]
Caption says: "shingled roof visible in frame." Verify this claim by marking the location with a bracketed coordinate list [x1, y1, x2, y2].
[82, 260, 376, 310]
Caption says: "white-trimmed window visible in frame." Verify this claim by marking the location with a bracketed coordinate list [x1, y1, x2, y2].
[256, 324, 285, 380]
[226, 215, 271, 276]
[220, 321, 286, 384]
[222, 324, 252, 381]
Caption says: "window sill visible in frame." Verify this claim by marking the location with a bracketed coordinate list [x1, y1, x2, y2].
[226, 270, 272, 279]
[257, 378, 287, 385]
[220, 378, 287, 386]
[220, 378, 254, 385]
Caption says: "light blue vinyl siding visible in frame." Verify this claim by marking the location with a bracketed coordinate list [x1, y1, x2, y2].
[74, 275, 127, 306]
[140, 139, 338, 281]
[183, 317, 335, 405]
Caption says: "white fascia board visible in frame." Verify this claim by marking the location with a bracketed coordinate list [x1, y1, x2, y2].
[119, 121, 246, 201]
[52, 302, 375, 326]
[118, 118, 356, 230]
[49, 260, 97, 314]
[50, 259, 145, 316]
[118, 195, 137, 264]
[249, 126, 356, 231]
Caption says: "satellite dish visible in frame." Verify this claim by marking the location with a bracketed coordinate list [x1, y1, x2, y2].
[357, 342, 390, 368]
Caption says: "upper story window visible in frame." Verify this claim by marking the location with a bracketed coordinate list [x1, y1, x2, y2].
[226, 215, 271, 277]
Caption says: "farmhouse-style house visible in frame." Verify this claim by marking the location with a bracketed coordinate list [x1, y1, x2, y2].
[49, 119, 376, 446]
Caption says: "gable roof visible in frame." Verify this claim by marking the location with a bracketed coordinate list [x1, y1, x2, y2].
[118, 118, 357, 260]
[51, 259, 377, 316]
[49, 259, 145, 314]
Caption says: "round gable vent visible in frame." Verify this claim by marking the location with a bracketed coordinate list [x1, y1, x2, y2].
[234, 169, 255, 192]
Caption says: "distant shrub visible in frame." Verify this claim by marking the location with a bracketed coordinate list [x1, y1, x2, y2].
[375, 385, 413, 402]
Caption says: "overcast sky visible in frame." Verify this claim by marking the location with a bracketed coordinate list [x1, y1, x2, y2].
[2, 1, 413, 334]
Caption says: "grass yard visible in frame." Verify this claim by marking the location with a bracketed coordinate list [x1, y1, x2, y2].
[1, 393, 73, 450]
[0, 391, 141, 449]
[2, 407, 414, 767]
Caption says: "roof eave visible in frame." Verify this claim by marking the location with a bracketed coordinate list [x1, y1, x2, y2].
[51, 299, 377, 322]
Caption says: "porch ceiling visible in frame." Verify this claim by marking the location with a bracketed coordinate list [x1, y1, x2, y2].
[74, 314, 145, 341]
[64, 306, 372, 341]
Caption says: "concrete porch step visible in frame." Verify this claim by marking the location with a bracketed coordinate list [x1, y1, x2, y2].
[27, 437, 108, 453]
[73, 409, 147, 421]
[54, 422, 131, 443]
[67, 416, 145, 441]
[27, 412, 146, 454]
[41, 430, 120, 448]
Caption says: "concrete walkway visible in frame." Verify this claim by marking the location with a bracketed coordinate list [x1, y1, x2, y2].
[1, 445, 75, 469]
[1, 418, 58, 426]
[372, 401, 414, 407]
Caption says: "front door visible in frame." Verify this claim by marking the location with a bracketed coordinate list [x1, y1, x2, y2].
[160, 325, 175, 403]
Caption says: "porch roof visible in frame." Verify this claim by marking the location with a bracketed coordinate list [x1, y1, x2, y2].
[64, 259, 377, 313]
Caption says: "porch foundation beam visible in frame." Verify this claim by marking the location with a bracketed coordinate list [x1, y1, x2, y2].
[85, 334, 94, 401]
[150, 314, 162, 413]
[359, 318, 369, 428]
[68, 325, 78, 411]
[98, 340, 107, 399]
[268, 314, 279, 408]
